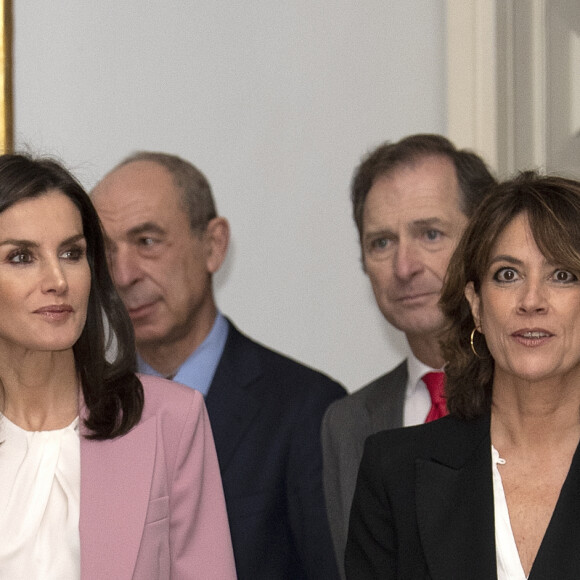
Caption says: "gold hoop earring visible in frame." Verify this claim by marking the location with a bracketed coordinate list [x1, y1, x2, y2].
[470, 327, 483, 359]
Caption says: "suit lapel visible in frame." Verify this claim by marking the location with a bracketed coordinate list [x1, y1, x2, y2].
[366, 361, 407, 432]
[205, 322, 262, 473]
[79, 415, 157, 580]
[529, 438, 580, 577]
[416, 415, 497, 580]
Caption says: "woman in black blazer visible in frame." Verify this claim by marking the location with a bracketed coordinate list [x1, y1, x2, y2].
[346, 172, 580, 579]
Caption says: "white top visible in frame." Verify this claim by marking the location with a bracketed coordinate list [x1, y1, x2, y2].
[0, 415, 81, 580]
[492, 445, 527, 580]
[404, 349, 443, 426]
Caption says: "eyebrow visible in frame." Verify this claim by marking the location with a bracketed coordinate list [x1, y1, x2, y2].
[489, 254, 524, 267]
[364, 217, 447, 239]
[126, 222, 166, 237]
[0, 233, 85, 248]
[412, 218, 446, 227]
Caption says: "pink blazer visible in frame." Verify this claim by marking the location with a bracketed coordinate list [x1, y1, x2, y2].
[79, 374, 236, 579]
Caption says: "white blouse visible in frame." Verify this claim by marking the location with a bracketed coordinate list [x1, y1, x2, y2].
[0, 415, 80, 580]
[492, 445, 527, 580]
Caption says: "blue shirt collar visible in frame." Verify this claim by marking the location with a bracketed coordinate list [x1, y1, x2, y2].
[137, 311, 229, 397]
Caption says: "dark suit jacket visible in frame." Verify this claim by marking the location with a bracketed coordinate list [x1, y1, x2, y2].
[346, 413, 580, 579]
[321, 361, 408, 578]
[205, 320, 346, 580]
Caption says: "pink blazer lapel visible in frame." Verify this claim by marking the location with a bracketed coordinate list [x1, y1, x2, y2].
[79, 415, 157, 580]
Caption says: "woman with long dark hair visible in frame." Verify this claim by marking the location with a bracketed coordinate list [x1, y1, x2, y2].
[0, 154, 236, 579]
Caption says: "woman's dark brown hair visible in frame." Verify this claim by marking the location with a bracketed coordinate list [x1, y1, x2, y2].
[0, 153, 143, 439]
[440, 171, 580, 419]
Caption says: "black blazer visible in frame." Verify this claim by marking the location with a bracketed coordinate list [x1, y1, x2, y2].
[345, 414, 580, 579]
[205, 320, 346, 580]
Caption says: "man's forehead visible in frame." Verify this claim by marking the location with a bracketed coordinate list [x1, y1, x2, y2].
[363, 187, 462, 221]
[99, 161, 172, 197]
[95, 196, 188, 247]
[374, 156, 458, 192]
[95, 164, 182, 214]
[363, 160, 463, 221]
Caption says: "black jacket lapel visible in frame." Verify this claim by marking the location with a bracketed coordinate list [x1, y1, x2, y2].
[529, 438, 580, 578]
[205, 321, 263, 473]
[416, 415, 497, 580]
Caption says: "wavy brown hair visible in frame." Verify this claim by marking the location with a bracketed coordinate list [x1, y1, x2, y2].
[0, 154, 143, 439]
[440, 171, 580, 419]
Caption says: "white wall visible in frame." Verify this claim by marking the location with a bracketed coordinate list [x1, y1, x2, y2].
[13, 1, 447, 391]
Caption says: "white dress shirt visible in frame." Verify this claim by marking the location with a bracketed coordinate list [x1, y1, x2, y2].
[0, 415, 80, 579]
[492, 445, 527, 580]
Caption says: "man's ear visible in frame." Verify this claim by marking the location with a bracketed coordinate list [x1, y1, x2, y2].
[464, 281, 482, 331]
[204, 217, 230, 274]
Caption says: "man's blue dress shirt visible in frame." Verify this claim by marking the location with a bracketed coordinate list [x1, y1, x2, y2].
[137, 311, 229, 397]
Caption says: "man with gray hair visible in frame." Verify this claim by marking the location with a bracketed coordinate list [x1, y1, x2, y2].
[92, 151, 345, 580]
[322, 134, 496, 577]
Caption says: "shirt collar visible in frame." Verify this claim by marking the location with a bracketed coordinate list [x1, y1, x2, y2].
[405, 347, 443, 399]
[137, 311, 229, 397]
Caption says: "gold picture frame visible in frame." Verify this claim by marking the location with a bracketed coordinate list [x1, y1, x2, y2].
[0, 0, 12, 153]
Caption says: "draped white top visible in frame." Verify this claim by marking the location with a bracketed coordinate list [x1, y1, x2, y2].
[0, 415, 80, 579]
[492, 445, 527, 580]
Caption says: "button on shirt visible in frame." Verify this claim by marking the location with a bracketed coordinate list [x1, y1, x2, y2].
[138, 311, 229, 397]
[403, 349, 444, 426]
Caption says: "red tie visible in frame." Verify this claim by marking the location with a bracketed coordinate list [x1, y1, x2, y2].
[423, 372, 447, 422]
